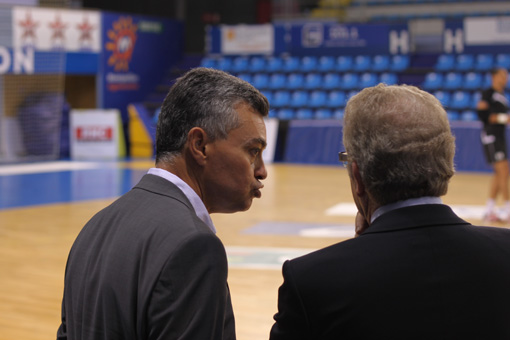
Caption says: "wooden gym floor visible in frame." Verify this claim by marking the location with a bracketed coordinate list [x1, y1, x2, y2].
[0, 160, 506, 340]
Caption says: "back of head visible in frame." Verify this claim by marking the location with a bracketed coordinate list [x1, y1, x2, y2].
[343, 84, 455, 206]
[156, 67, 269, 164]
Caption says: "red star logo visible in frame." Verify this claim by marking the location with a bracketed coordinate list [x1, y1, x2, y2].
[18, 11, 38, 44]
[48, 14, 68, 46]
[77, 16, 95, 48]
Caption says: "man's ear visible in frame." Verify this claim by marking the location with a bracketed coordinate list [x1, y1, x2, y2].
[351, 161, 365, 197]
[187, 127, 208, 166]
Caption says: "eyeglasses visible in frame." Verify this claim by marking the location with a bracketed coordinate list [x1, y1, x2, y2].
[338, 151, 349, 167]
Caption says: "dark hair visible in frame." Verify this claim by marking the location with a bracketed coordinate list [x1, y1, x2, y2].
[155, 67, 269, 163]
[491, 67, 507, 76]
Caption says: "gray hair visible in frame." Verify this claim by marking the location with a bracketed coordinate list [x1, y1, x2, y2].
[156, 67, 269, 164]
[343, 84, 455, 206]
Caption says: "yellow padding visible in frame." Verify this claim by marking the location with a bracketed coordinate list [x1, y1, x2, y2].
[128, 104, 153, 158]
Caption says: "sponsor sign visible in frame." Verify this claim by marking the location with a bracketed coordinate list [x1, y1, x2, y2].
[220, 24, 274, 55]
[70, 109, 123, 160]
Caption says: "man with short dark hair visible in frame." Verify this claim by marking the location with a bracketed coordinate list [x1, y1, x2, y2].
[58, 67, 269, 340]
[270, 84, 510, 340]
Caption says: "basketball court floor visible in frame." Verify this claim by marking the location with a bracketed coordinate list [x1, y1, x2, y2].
[0, 159, 506, 340]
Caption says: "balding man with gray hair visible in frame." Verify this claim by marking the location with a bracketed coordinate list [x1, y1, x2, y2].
[270, 84, 510, 340]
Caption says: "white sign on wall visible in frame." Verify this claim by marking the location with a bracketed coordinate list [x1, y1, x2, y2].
[465, 17, 510, 45]
[221, 24, 274, 55]
[70, 109, 122, 160]
[12, 6, 101, 52]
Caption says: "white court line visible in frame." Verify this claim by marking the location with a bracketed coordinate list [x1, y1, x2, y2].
[226, 246, 317, 270]
[0, 161, 103, 176]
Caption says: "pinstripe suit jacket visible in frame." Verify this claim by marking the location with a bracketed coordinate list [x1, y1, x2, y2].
[57, 174, 235, 340]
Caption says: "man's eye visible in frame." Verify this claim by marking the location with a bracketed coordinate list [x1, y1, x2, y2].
[251, 148, 261, 157]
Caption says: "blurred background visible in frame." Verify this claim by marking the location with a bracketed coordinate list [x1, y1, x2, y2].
[1, 0, 510, 170]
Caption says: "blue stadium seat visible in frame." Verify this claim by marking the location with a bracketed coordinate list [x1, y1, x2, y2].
[287, 73, 304, 90]
[301, 56, 318, 73]
[277, 108, 295, 120]
[260, 90, 273, 104]
[283, 56, 300, 73]
[327, 90, 346, 108]
[200, 57, 216, 68]
[496, 53, 510, 69]
[252, 73, 269, 89]
[231, 57, 249, 73]
[272, 90, 291, 108]
[268, 73, 287, 90]
[336, 56, 353, 72]
[450, 91, 471, 109]
[461, 110, 478, 122]
[471, 91, 481, 108]
[304, 73, 323, 90]
[433, 90, 451, 107]
[380, 72, 398, 85]
[422, 72, 443, 90]
[314, 108, 333, 119]
[447, 110, 460, 121]
[455, 54, 474, 71]
[309, 90, 328, 108]
[217, 57, 233, 71]
[346, 90, 359, 102]
[295, 108, 314, 119]
[249, 56, 266, 73]
[341, 73, 359, 90]
[290, 91, 309, 108]
[267, 57, 284, 72]
[353, 55, 372, 72]
[359, 72, 378, 88]
[317, 56, 336, 72]
[268, 109, 277, 118]
[237, 73, 252, 84]
[463, 72, 483, 90]
[483, 73, 492, 88]
[390, 55, 410, 71]
[443, 72, 463, 90]
[332, 108, 345, 119]
[323, 73, 341, 90]
[435, 54, 454, 71]
[372, 55, 390, 72]
[474, 54, 494, 72]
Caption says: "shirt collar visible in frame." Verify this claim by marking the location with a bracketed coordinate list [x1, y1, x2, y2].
[147, 168, 216, 233]
[371, 196, 443, 224]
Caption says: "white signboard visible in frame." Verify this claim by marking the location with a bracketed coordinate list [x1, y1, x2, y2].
[221, 24, 274, 55]
[13, 6, 101, 52]
[465, 17, 510, 45]
[70, 109, 122, 160]
[263, 117, 278, 164]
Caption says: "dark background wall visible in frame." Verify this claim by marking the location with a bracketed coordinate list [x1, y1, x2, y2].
[82, 0, 271, 53]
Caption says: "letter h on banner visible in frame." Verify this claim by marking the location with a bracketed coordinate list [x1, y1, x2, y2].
[389, 30, 409, 55]
[444, 29, 464, 54]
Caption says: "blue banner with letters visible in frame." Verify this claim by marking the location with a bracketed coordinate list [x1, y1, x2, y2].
[100, 13, 184, 122]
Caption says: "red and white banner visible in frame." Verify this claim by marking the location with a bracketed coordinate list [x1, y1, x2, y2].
[70, 109, 123, 160]
[13, 6, 101, 52]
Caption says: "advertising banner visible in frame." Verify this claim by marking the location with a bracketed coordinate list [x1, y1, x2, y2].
[220, 24, 274, 55]
[100, 13, 183, 123]
[289, 22, 409, 56]
[70, 109, 125, 160]
[463, 16, 510, 53]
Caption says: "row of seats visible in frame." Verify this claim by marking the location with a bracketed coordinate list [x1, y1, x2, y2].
[432, 90, 482, 110]
[270, 107, 479, 122]
[435, 53, 510, 71]
[262, 90, 354, 109]
[201, 54, 410, 73]
[270, 107, 345, 120]
[422, 71, 497, 90]
[237, 72, 398, 91]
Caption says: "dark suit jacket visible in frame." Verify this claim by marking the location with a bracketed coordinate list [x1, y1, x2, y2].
[57, 174, 235, 340]
[270, 204, 510, 340]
